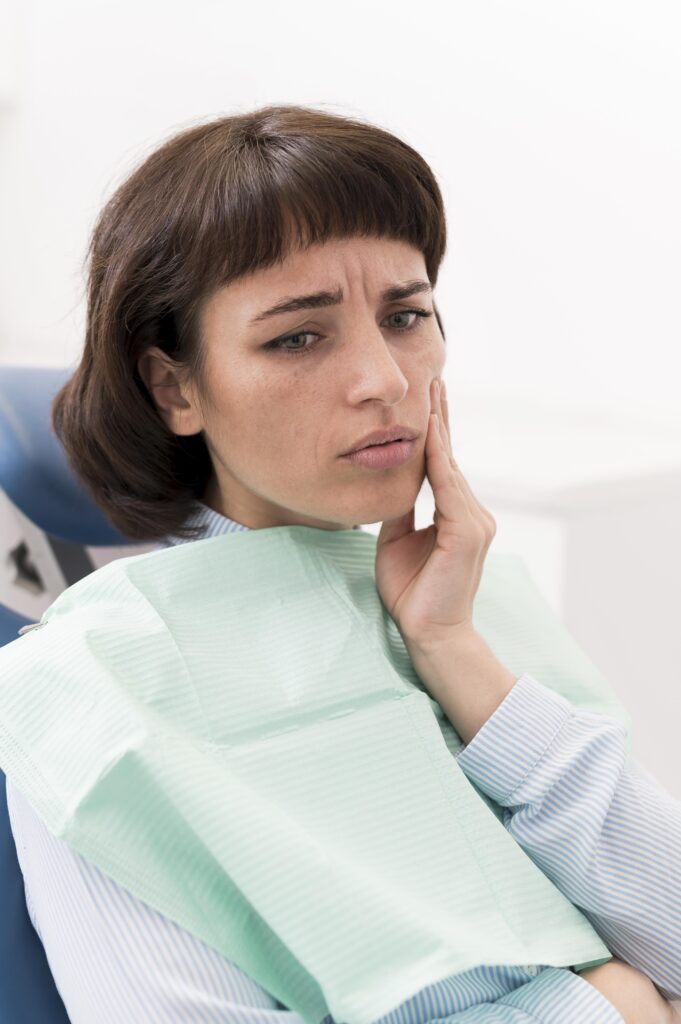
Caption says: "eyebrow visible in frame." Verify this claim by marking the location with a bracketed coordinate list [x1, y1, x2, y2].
[248, 279, 433, 324]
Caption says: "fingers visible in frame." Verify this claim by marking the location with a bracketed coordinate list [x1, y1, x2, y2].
[426, 409, 465, 522]
[431, 378, 496, 539]
[436, 380, 458, 472]
[427, 382, 471, 524]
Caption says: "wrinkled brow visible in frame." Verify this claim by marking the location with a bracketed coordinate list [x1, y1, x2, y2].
[249, 279, 432, 324]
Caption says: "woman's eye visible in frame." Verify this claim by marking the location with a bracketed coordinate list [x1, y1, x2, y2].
[264, 308, 433, 358]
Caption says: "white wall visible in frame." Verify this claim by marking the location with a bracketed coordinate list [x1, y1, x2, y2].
[1, 0, 680, 787]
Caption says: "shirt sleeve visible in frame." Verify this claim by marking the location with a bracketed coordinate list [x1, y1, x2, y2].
[454, 672, 681, 1002]
[6, 777, 308, 1024]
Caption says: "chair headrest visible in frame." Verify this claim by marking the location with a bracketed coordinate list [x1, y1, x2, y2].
[0, 365, 129, 545]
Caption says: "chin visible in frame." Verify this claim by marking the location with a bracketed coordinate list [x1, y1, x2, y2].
[348, 482, 422, 525]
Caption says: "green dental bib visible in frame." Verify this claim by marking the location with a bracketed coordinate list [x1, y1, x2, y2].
[0, 525, 630, 1024]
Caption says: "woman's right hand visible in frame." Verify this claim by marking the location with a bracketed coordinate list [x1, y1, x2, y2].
[577, 956, 680, 1023]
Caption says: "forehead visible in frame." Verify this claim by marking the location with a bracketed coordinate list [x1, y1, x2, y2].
[203, 236, 427, 324]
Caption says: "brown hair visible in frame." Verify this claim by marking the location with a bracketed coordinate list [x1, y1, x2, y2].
[51, 103, 448, 543]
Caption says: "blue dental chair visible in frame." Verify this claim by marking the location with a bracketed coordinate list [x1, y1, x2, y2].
[0, 365, 136, 1023]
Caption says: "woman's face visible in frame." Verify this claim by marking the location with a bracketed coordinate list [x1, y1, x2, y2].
[145, 235, 446, 531]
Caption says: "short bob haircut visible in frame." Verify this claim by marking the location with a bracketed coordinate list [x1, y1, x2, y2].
[52, 103, 448, 543]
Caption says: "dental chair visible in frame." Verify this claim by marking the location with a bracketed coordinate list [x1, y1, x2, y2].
[0, 364, 143, 1023]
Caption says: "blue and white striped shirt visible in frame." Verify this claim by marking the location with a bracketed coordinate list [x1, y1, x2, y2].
[6, 501, 681, 1022]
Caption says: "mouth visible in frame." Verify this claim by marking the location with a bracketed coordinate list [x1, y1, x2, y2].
[342, 426, 419, 456]
[340, 437, 418, 469]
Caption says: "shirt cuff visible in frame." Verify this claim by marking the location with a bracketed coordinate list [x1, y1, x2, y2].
[453, 672, 575, 805]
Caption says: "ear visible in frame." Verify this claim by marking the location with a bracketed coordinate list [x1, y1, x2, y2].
[137, 346, 204, 436]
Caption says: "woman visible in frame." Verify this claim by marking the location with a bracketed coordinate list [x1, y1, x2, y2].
[6, 104, 681, 1022]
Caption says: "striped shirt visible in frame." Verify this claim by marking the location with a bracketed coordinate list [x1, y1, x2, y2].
[6, 500, 681, 1022]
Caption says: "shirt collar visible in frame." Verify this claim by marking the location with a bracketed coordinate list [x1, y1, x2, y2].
[157, 500, 362, 547]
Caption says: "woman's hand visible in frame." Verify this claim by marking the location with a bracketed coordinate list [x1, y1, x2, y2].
[577, 957, 681, 1023]
[375, 377, 497, 652]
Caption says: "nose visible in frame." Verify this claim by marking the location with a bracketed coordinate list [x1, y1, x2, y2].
[344, 328, 409, 405]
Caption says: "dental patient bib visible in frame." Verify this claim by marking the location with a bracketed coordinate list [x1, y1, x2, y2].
[0, 525, 631, 1024]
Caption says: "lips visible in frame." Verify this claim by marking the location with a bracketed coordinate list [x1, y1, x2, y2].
[341, 438, 418, 469]
[342, 425, 418, 455]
